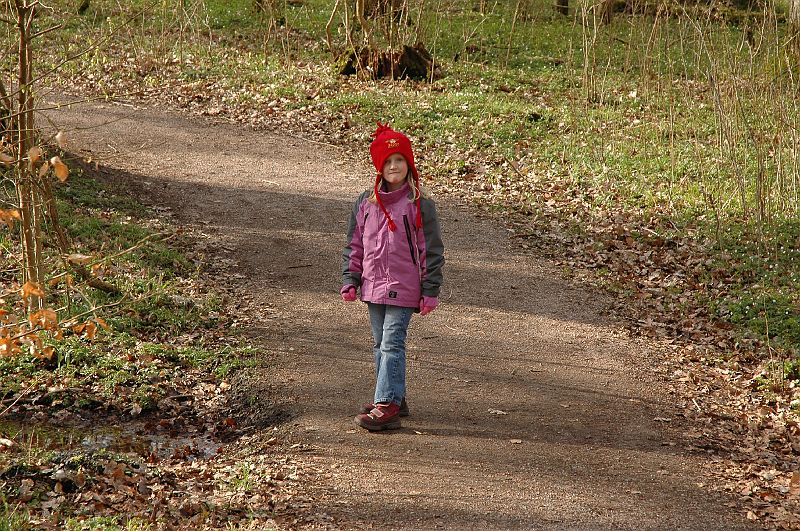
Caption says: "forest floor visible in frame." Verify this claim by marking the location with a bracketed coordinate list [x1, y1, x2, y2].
[46, 97, 758, 529]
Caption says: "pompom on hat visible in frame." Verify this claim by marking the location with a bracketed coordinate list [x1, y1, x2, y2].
[369, 122, 421, 231]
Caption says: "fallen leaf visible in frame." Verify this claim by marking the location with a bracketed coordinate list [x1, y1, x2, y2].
[73, 320, 97, 339]
[50, 156, 69, 182]
[66, 253, 92, 265]
[0, 208, 21, 229]
[0, 337, 20, 357]
[36, 346, 55, 360]
[21, 281, 45, 299]
[790, 471, 800, 495]
[55, 131, 67, 148]
[29, 308, 58, 329]
[18, 478, 34, 502]
[28, 146, 42, 164]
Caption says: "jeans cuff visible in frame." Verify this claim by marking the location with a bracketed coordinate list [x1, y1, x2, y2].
[375, 397, 401, 406]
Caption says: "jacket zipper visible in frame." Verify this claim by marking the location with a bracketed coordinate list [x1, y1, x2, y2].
[403, 215, 417, 266]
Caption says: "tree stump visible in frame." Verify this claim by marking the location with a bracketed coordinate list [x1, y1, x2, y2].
[340, 43, 439, 81]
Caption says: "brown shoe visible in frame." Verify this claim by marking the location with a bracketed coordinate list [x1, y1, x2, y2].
[354, 402, 401, 431]
[360, 398, 409, 417]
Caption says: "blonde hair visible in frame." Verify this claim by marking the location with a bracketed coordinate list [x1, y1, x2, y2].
[368, 171, 424, 203]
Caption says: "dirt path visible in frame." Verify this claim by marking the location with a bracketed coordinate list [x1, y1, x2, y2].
[53, 99, 752, 529]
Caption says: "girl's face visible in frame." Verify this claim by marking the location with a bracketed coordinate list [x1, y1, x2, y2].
[382, 153, 409, 191]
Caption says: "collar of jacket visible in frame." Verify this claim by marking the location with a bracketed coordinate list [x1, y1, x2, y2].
[378, 182, 411, 205]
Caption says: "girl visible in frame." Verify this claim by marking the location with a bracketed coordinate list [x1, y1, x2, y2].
[341, 123, 445, 431]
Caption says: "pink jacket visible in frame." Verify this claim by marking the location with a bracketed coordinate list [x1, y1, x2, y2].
[342, 183, 444, 308]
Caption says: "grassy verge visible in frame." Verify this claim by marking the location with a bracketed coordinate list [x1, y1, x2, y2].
[0, 160, 275, 527]
[0, 165, 252, 417]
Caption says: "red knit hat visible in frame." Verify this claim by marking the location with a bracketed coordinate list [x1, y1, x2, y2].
[370, 122, 421, 232]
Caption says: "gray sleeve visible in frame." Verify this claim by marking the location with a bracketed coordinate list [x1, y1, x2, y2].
[341, 190, 370, 287]
[419, 198, 444, 297]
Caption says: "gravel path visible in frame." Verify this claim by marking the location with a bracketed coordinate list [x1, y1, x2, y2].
[54, 98, 752, 530]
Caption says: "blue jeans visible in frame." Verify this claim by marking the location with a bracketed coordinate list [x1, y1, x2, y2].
[367, 303, 414, 406]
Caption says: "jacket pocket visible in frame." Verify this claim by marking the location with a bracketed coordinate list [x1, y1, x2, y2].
[402, 215, 417, 266]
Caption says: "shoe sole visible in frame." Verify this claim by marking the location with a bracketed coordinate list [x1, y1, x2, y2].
[360, 405, 410, 417]
[354, 416, 402, 431]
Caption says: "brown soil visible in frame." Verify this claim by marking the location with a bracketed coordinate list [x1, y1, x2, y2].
[52, 98, 753, 530]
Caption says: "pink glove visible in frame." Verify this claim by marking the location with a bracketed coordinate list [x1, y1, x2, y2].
[419, 296, 439, 316]
[341, 285, 357, 302]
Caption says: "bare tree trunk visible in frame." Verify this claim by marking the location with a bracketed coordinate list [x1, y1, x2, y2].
[600, 0, 614, 25]
[356, 0, 373, 47]
[791, 0, 800, 26]
[326, 0, 342, 54]
[791, 0, 800, 53]
[505, 0, 522, 68]
[14, 0, 44, 311]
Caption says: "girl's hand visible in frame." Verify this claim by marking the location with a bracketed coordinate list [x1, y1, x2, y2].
[419, 296, 439, 316]
[341, 285, 357, 302]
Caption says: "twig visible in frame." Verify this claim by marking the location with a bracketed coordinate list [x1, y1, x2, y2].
[325, 0, 341, 55]
[0, 375, 45, 418]
[503, 156, 526, 180]
[30, 23, 62, 40]
[0, 291, 130, 335]
[49, 232, 175, 284]
[58, 293, 130, 328]
[692, 399, 702, 412]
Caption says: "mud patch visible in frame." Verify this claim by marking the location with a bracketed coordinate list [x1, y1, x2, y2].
[225, 369, 296, 430]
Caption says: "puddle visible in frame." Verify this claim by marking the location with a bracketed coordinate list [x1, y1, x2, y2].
[0, 421, 220, 461]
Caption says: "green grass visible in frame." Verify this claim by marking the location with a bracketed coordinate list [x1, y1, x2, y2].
[54, 172, 192, 279]
[710, 220, 800, 352]
[63, 516, 153, 531]
[0, 335, 253, 414]
[230, 461, 256, 492]
[0, 498, 31, 531]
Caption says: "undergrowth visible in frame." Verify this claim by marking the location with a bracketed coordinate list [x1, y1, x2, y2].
[0, 166, 248, 415]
